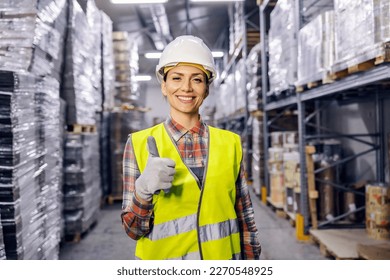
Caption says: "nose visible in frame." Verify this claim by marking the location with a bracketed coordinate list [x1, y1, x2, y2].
[181, 78, 193, 92]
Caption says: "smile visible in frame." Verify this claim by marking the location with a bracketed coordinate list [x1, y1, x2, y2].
[177, 96, 195, 102]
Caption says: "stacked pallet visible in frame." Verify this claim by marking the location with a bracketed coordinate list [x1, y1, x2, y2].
[85, 0, 103, 113]
[101, 12, 115, 111]
[0, 0, 67, 260]
[113, 31, 140, 106]
[331, 0, 390, 77]
[228, 1, 245, 56]
[282, 132, 300, 216]
[251, 116, 265, 196]
[268, 132, 285, 206]
[63, 132, 101, 240]
[296, 11, 335, 91]
[61, 0, 102, 237]
[61, 0, 97, 126]
[0, 72, 38, 259]
[268, 0, 297, 97]
[247, 43, 262, 113]
[99, 11, 115, 198]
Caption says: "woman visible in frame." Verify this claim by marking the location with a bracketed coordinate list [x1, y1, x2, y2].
[122, 35, 261, 260]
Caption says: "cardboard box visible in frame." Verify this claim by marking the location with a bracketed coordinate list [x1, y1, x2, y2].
[366, 183, 390, 240]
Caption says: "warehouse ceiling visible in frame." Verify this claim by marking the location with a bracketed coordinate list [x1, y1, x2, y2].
[94, 0, 259, 77]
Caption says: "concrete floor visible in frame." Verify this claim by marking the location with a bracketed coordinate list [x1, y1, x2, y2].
[59, 189, 328, 260]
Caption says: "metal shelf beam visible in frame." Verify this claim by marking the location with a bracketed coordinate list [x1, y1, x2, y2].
[301, 65, 390, 102]
[265, 95, 298, 111]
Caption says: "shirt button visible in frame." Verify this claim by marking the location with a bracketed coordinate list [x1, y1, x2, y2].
[189, 154, 193, 158]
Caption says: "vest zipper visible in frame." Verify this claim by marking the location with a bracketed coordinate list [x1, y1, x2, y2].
[196, 140, 209, 260]
[163, 123, 209, 260]
[195, 127, 210, 260]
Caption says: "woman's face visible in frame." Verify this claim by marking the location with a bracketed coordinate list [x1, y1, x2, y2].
[161, 65, 208, 119]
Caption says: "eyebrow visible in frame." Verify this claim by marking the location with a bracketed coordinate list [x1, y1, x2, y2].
[170, 72, 204, 77]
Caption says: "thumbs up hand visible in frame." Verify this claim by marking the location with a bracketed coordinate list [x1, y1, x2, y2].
[135, 136, 176, 202]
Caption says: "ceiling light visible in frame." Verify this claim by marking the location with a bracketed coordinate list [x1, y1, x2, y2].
[144, 52, 162, 59]
[111, 0, 168, 4]
[191, 0, 244, 2]
[212, 51, 224, 58]
[135, 75, 152, 81]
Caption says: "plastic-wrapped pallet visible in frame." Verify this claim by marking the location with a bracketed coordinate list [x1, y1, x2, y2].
[0, 3, 35, 72]
[113, 31, 140, 106]
[214, 74, 235, 119]
[214, 83, 228, 121]
[333, 0, 375, 69]
[0, 0, 67, 80]
[63, 133, 101, 236]
[296, 11, 335, 87]
[33, 0, 68, 80]
[0, 1, 66, 259]
[332, 0, 390, 73]
[33, 0, 66, 259]
[0, 213, 5, 260]
[97, 111, 111, 197]
[86, 0, 103, 112]
[268, 0, 297, 96]
[34, 76, 62, 260]
[235, 59, 246, 114]
[381, 0, 390, 42]
[0, 71, 41, 260]
[246, 43, 262, 112]
[251, 117, 265, 196]
[62, 0, 96, 125]
[101, 12, 115, 111]
[228, 2, 244, 55]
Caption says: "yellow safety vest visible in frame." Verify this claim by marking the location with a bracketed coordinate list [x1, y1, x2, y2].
[131, 123, 242, 260]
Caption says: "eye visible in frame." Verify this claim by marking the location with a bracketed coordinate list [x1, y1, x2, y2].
[193, 78, 204, 83]
[171, 76, 181, 81]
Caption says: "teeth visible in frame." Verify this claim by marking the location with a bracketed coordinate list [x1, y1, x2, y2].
[178, 96, 193, 101]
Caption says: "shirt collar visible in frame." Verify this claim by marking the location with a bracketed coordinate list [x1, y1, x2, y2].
[165, 116, 207, 142]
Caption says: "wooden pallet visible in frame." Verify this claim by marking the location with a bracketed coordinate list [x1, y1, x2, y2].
[310, 228, 390, 260]
[266, 197, 286, 218]
[250, 109, 264, 118]
[296, 82, 319, 93]
[331, 46, 390, 81]
[107, 194, 122, 205]
[296, 74, 335, 93]
[67, 124, 96, 134]
[357, 243, 390, 260]
[64, 220, 98, 243]
[285, 210, 296, 227]
[247, 29, 260, 51]
[306, 146, 318, 229]
[266, 197, 297, 227]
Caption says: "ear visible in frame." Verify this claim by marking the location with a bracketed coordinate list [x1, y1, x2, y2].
[161, 81, 167, 97]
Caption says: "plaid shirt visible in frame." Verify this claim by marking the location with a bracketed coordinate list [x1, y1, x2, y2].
[121, 117, 261, 260]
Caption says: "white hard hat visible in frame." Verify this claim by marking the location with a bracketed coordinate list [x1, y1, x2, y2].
[156, 35, 217, 84]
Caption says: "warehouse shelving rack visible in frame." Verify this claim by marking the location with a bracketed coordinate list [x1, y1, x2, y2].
[260, 0, 389, 235]
[215, 2, 260, 180]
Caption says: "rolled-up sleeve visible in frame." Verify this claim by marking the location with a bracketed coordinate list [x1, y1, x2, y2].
[121, 135, 153, 240]
[235, 164, 262, 259]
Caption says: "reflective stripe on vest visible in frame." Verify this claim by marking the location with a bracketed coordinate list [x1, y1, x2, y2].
[131, 123, 242, 260]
